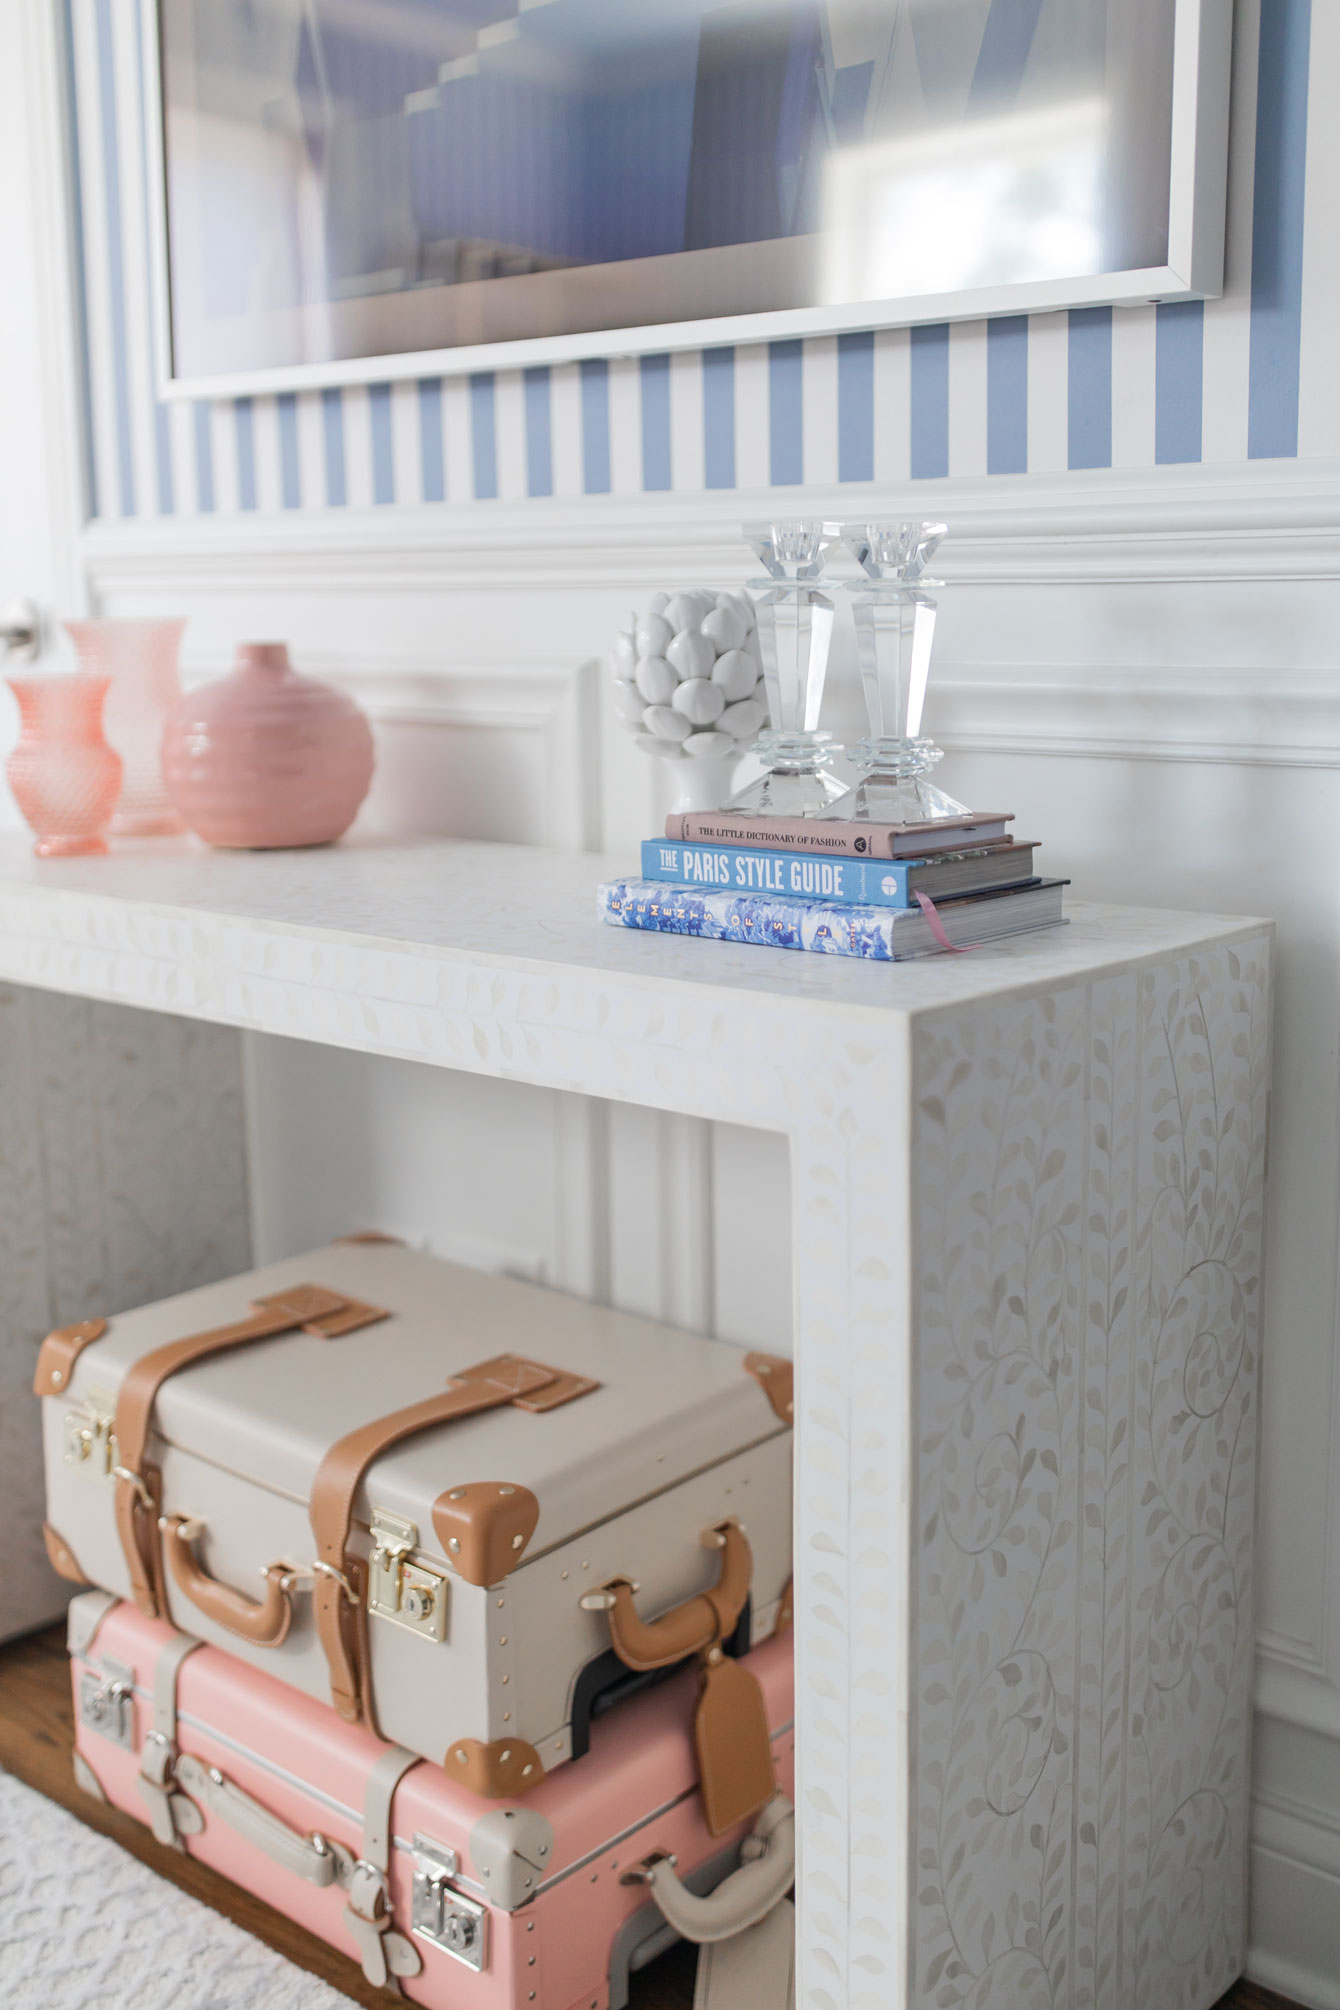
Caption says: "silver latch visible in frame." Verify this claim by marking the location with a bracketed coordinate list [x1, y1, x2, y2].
[411, 1835, 488, 1970]
[78, 1655, 135, 1748]
[64, 1390, 117, 1480]
[367, 1509, 448, 1642]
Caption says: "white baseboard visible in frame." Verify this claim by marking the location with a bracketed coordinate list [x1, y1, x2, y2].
[1248, 1944, 1340, 2010]
[1250, 1794, 1340, 2009]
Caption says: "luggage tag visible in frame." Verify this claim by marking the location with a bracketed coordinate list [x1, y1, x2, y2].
[694, 1640, 778, 1838]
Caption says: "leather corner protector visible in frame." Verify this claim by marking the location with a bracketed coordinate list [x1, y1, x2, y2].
[33, 1318, 107, 1398]
[433, 1483, 540, 1586]
[44, 1522, 90, 1586]
[774, 1577, 794, 1635]
[743, 1352, 793, 1426]
[444, 1736, 545, 1798]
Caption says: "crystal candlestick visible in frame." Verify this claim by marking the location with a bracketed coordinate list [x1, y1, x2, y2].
[727, 520, 846, 815]
[820, 520, 969, 824]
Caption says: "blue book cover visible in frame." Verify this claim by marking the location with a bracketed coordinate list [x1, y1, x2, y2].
[599, 878, 1066, 961]
[639, 838, 1036, 909]
[641, 838, 919, 906]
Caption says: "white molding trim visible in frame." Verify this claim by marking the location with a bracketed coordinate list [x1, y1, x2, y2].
[1258, 1657, 1340, 1745]
[318, 658, 603, 855]
[1250, 1790, 1340, 2010]
[1249, 1947, 1340, 2010]
[551, 1094, 612, 1305]
[21, 0, 91, 616]
[81, 456, 1340, 592]
[933, 668, 1340, 769]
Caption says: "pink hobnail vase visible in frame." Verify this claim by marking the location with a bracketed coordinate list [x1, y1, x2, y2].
[6, 672, 124, 857]
[160, 641, 374, 849]
[64, 617, 187, 835]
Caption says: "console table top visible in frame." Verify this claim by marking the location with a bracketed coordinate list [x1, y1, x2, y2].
[0, 834, 1266, 1038]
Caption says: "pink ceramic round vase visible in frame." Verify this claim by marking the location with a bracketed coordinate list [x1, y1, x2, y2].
[6, 672, 123, 856]
[65, 616, 187, 835]
[160, 642, 374, 849]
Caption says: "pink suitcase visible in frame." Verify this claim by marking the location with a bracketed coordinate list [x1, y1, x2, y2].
[68, 1592, 794, 2010]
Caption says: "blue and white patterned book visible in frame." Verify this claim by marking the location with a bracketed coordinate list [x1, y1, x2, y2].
[640, 838, 1039, 908]
[599, 878, 1067, 961]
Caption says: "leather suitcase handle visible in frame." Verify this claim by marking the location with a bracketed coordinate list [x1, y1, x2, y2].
[595, 1521, 753, 1673]
[161, 1515, 298, 1648]
[174, 1752, 353, 1887]
[631, 1794, 795, 1942]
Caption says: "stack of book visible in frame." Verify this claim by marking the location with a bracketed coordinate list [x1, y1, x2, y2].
[599, 809, 1068, 961]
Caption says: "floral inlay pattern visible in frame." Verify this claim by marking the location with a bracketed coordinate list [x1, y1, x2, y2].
[911, 942, 1268, 2010]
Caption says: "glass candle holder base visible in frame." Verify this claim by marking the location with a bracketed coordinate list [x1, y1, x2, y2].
[818, 738, 969, 824]
[727, 731, 846, 816]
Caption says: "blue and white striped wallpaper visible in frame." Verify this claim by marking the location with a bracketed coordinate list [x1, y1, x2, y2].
[72, 0, 1332, 522]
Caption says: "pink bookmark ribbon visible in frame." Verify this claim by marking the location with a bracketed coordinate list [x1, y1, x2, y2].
[913, 890, 977, 955]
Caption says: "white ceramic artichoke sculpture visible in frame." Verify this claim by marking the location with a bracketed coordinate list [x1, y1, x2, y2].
[612, 589, 768, 814]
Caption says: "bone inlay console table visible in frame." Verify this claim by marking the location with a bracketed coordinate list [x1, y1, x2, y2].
[0, 836, 1270, 2010]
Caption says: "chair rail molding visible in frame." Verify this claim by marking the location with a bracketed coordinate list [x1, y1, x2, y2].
[934, 667, 1340, 770]
[80, 454, 1340, 595]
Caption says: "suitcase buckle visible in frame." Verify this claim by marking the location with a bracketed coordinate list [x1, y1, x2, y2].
[368, 1509, 449, 1643]
[411, 1835, 488, 1970]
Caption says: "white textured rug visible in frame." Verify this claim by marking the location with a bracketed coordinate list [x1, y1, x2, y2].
[0, 1770, 356, 2009]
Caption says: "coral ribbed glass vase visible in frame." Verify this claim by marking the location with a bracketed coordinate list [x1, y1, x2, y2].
[65, 617, 186, 835]
[6, 673, 123, 857]
[161, 641, 374, 849]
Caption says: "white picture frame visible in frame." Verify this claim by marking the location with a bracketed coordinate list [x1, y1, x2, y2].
[141, 0, 1233, 402]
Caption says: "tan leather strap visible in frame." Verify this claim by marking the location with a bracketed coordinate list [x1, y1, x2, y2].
[599, 1521, 753, 1673]
[309, 1354, 592, 1726]
[111, 1283, 387, 1618]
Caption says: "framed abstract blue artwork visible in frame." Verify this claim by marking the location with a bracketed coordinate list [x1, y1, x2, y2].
[144, 0, 1232, 396]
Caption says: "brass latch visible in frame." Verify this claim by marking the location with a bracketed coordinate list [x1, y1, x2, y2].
[367, 1509, 448, 1642]
[63, 1391, 117, 1480]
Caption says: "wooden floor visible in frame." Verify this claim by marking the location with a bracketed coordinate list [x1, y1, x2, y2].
[0, 1622, 1299, 2010]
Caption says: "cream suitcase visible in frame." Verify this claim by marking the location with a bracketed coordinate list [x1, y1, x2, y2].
[39, 1240, 792, 1793]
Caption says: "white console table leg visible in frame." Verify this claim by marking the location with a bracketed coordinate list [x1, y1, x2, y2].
[785, 937, 1269, 2010]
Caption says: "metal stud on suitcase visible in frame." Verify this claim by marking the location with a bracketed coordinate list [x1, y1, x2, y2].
[40, 1241, 793, 1797]
[68, 1593, 796, 2010]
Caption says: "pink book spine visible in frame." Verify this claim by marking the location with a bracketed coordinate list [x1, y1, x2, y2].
[663, 811, 1012, 857]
